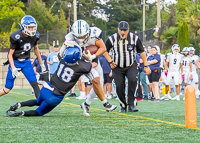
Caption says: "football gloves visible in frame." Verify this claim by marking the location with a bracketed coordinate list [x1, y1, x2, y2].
[83, 50, 96, 61]
[12, 67, 21, 78]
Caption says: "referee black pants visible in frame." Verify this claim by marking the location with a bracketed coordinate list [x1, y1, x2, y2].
[112, 62, 138, 108]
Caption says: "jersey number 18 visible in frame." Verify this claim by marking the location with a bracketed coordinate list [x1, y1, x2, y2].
[57, 64, 74, 82]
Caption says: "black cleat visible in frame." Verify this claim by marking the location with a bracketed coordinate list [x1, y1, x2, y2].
[7, 103, 20, 113]
[7, 110, 23, 117]
[128, 105, 138, 112]
[68, 93, 76, 97]
[103, 102, 117, 112]
[119, 107, 127, 113]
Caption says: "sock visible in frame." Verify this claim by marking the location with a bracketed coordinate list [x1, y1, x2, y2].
[101, 99, 108, 105]
[82, 92, 86, 97]
[31, 81, 40, 98]
[24, 110, 39, 116]
[20, 99, 39, 107]
[85, 88, 97, 105]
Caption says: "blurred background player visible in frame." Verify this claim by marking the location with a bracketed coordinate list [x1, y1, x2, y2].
[181, 47, 192, 100]
[163, 44, 183, 101]
[189, 46, 200, 98]
[47, 44, 60, 78]
[0, 15, 45, 98]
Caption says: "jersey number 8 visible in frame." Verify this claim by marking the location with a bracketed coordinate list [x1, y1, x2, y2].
[57, 64, 74, 82]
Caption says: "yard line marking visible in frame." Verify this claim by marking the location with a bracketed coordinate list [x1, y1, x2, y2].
[65, 102, 200, 130]
[10, 91, 200, 130]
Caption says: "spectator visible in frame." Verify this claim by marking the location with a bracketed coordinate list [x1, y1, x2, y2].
[47, 45, 60, 77]
[33, 54, 49, 89]
[147, 46, 161, 101]
[99, 54, 113, 99]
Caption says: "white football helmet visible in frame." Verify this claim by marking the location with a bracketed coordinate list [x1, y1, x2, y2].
[181, 47, 189, 55]
[171, 44, 180, 54]
[153, 45, 160, 53]
[189, 46, 195, 55]
[20, 15, 37, 37]
[71, 19, 90, 46]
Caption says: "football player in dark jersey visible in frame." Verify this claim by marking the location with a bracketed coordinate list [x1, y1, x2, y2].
[0, 15, 45, 98]
[6, 46, 87, 117]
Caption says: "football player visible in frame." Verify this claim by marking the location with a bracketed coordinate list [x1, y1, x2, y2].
[189, 46, 199, 98]
[6, 46, 87, 117]
[181, 47, 192, 100]
[59, 19, 117, 116]
[0, 15, 45, 98]
[163, 44, 183, 100]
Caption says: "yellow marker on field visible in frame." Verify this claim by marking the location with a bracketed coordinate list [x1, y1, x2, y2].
[65, 97, 70, 100]
[185, 85, 197, 128]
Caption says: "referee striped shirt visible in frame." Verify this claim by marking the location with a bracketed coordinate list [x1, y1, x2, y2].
[105, 32, 144, 68]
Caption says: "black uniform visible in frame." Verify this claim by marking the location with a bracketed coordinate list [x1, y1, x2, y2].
[106, 32, 144, 111]
[50, 57, 92, 96]
[10, 29, 40, 60]
[4, 29, 41, 98]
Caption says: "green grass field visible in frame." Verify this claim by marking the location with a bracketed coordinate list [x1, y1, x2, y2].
[1, 89, 200, 143]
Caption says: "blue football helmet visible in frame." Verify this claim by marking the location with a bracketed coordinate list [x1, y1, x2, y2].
[63, 46, 81, 65]
[20, 15, 37, 37]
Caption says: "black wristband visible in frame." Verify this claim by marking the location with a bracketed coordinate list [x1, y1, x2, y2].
[144, 65, 149, 67]
[109, 60, 113, 64]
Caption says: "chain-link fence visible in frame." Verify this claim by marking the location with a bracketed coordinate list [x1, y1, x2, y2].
[137, 29, 156, 42]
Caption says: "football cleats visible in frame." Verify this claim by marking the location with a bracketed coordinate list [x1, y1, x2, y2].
[63, 46, 81, 65]
[20, 15, 37, 37]
[171, 44, 180, 54]
[71, 19, 90, 46]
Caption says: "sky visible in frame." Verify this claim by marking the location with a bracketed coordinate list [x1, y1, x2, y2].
[147, 0, 177, 4]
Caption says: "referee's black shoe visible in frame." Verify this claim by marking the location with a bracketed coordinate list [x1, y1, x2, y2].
[128, 105, 138, 112]
[119, 107, 127, 113]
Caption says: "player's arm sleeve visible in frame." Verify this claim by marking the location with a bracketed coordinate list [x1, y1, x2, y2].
[9, 36, 17, 49]
[105, 38, 113, 52]
[94, 27, 102, 40]
[135, 36, 144, 53]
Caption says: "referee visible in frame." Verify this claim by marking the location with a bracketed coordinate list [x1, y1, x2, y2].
[103, 21, 151, 112]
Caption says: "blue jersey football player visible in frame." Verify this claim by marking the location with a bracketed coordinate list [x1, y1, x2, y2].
[6, 46, 90, 116]
[0, 15, 45, 98]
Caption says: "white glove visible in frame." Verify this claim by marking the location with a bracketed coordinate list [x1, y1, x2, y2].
[12, 67, 21, 78]
[83, 50, 96, 61]
[40, 61, 46, 72]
